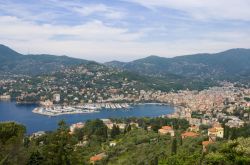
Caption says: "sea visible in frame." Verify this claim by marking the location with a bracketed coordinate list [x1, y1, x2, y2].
[0, 101, 174, 134]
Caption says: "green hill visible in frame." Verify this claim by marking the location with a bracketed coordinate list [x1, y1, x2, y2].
[0, 44, 89, 75]
[106, 48, 250, 81]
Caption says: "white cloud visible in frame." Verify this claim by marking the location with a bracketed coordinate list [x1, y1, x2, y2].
[72, 4, 125, 20]
[73, 4, 108, 16]
[1, 13, 250, 62]
[0, 16, 146, 61]
[124, 0, 250, 21]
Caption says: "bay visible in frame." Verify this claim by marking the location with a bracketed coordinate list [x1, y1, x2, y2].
[0, 101, 174, 134]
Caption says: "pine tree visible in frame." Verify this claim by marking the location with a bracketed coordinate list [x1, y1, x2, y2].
[111, 124, 120, 138]
[224, 126, 229, 140]
[179, 135, 183, 146]
[127, 124, 131, 132]
[124, 124, 132, 134]
[171, 138, 177, 155]
[116, 125, 120, 136]
[43, 120, 75, 165]
[230, 128, 237, 140]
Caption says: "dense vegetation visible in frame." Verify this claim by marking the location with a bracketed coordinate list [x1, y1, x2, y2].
[2, 44, 249, 93]
[0, 44, 89, 75]
[1, 118, 250, 164]
[106, 48, 250, 82]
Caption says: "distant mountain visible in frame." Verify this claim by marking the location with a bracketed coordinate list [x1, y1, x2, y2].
[2, 44, 250, 85]
[105, 60, 126, 68]
[0, 44, 89, 75]
[0, 44, 218, 91]
[105, 49, 250, 81]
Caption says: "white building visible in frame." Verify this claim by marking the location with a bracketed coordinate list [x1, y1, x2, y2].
[53, 94, 60, 102]
[70, 122, 85, 134]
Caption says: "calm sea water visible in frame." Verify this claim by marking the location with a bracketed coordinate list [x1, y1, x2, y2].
[0, 101, 174, 134]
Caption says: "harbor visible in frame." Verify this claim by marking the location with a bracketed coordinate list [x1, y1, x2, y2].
[0, 101, 174, 134]
[32, 103, 130, 116]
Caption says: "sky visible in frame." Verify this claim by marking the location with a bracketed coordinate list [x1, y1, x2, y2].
[1, 0, 250, 62]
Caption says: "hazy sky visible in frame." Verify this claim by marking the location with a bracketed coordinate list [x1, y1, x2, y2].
[1, 0, 250, 62]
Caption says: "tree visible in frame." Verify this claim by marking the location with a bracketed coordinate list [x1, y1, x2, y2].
[0, 122, 26, 164]
[245, 107, 250, 121]
[224, 126, 230, 140]
[23, 136, 30, 148]
[171, 138, 177, 155]
[151, 124, 160, 133]
[42, 120, 76, 165]
[127, 124, 131, 132]
[74, 128, 84, 141]
[27, 151, 44, 165]
[230, 128, 237, 140]
[84, 119, 108, 140]
[124, 124, 131, 134]
[179, 135, 183, 146]
[151, 156, 158, 165]
[205, 137, 250, 164]
[111, 124, 120, 138]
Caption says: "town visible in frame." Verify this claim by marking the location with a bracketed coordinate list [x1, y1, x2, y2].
[1, 66, 250, 163]
[1, 71, 250, 128]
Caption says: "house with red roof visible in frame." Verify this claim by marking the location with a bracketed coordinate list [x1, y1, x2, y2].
[158, 125, 175, 136]
[181, 131, 199, 139]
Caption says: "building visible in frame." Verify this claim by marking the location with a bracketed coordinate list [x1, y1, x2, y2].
[109, 141, 117, 147]
[40, 100, 53, 107]
[130, 122, 139, 128]
[188, 125, 199, 132]
[158, 126, 175, 136]
[188, 118, 201, 126]
[101, 119, 113, 129]
[225, 119, 244, 128]
[208, 123, 224, 138]
[116, 123, 126, 129]
[31, 131, 46, 139]
[0, 94, 11, 100]
[69, 122, 85, 134]
[181, 132, 199, 139]
[53, 94, 60, 102]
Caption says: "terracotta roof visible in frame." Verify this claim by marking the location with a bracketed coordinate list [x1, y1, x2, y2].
[208, 128, 217, 132]
[202, 141, 214, 146]
[158, 129, 168, 133]
[213, 123, 222, 128]
[90, 153, 106, 162]
[182, 132, 199, 137]
[162, 126, 173, 130]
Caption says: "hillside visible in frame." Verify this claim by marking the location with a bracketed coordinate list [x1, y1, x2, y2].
[0, 44, 89, 75]
[0, 44, 217, 91]
[2, 119, 250, 164]
[106, 49, 250, 81]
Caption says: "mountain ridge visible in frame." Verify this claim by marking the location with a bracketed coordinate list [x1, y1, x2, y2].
[1, 44, 250, 82]
[105, 48, 250, 81]
[0, 44, 91, 75]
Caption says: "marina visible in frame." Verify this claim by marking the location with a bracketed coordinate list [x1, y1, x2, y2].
[0, 101, 174, 134]
[32, 103, 130, 116]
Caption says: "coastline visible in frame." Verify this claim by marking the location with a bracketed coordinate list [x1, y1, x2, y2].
[32, 107, 100, 116]
[32, 103, 131, 116]
[32, 102, 177, 117]
[0, 101, 174, 134]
